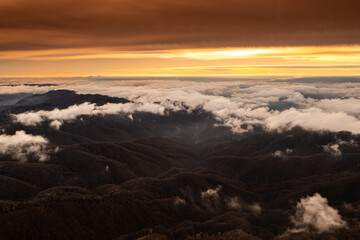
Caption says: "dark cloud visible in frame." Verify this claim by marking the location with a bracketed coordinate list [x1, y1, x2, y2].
[1, 0, 360, 51]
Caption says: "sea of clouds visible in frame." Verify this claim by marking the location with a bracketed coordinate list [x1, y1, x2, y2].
[6, 77, 360, 133]
[2, 77, 360, 161]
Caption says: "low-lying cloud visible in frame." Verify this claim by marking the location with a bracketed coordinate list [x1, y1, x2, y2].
[201, 185, 222, 201]
[249, 203, 262, 215]
[323, 143, 342, 157]
[273, 149, 293, 160]
[8, 78, 360, 135]
[0, 131, 50, 162]
[14, 102, 166, 129]
[226, 197, 241, 210]
[289, 193, 346, 233]
[264, 107, 360, 134]
[173, 196, 187, 206]
[322, 139, 358, 157]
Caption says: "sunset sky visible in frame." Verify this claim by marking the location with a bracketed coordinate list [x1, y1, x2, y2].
[1, 0, 360, 77]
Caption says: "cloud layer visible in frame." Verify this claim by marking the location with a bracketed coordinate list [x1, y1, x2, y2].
[10, 79, 360, 135]
[1, 0, 360, 52]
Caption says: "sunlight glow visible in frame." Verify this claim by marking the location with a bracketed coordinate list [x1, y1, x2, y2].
[1, 45, 360, 77]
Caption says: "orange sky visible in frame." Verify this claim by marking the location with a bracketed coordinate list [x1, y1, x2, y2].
[1, 0, 360, 77]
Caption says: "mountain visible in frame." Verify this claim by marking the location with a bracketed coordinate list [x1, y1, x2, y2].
[0, 90, 129, 114]
[0, 90, 359, 240]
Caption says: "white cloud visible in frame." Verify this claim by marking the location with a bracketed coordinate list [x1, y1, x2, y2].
[13, 102, 166, 126]
[315, 98, 360, 116]
[289, 193, 347, 233]
[50, 120, 63, 130]
[249, 203, 262, 215]
[226, 197, 241, 210]
[264, 108, 360, 133]
[286, 92, 306, 104]
[66, 82, 360, 134]
[322, 139, 358, 157]
[8, 79, 360, 135]
[14, 102, 96, 126]
[273, 149, 293, 159]
[322, 143, 342, 157]
[128, 114, 133, 121]
[173, 196, 187, 205]
[201, 185, 222, 200]
[0, 131, 49, 162]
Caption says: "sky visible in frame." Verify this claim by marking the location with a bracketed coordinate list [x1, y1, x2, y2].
[1, 0, 360, 77]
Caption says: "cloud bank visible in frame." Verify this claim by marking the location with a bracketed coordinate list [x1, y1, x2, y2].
[11, 82, 360, 134]
[1, 0, 360, 52]
[6, 78, 360, 135]
[14, 102, 166, 129]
